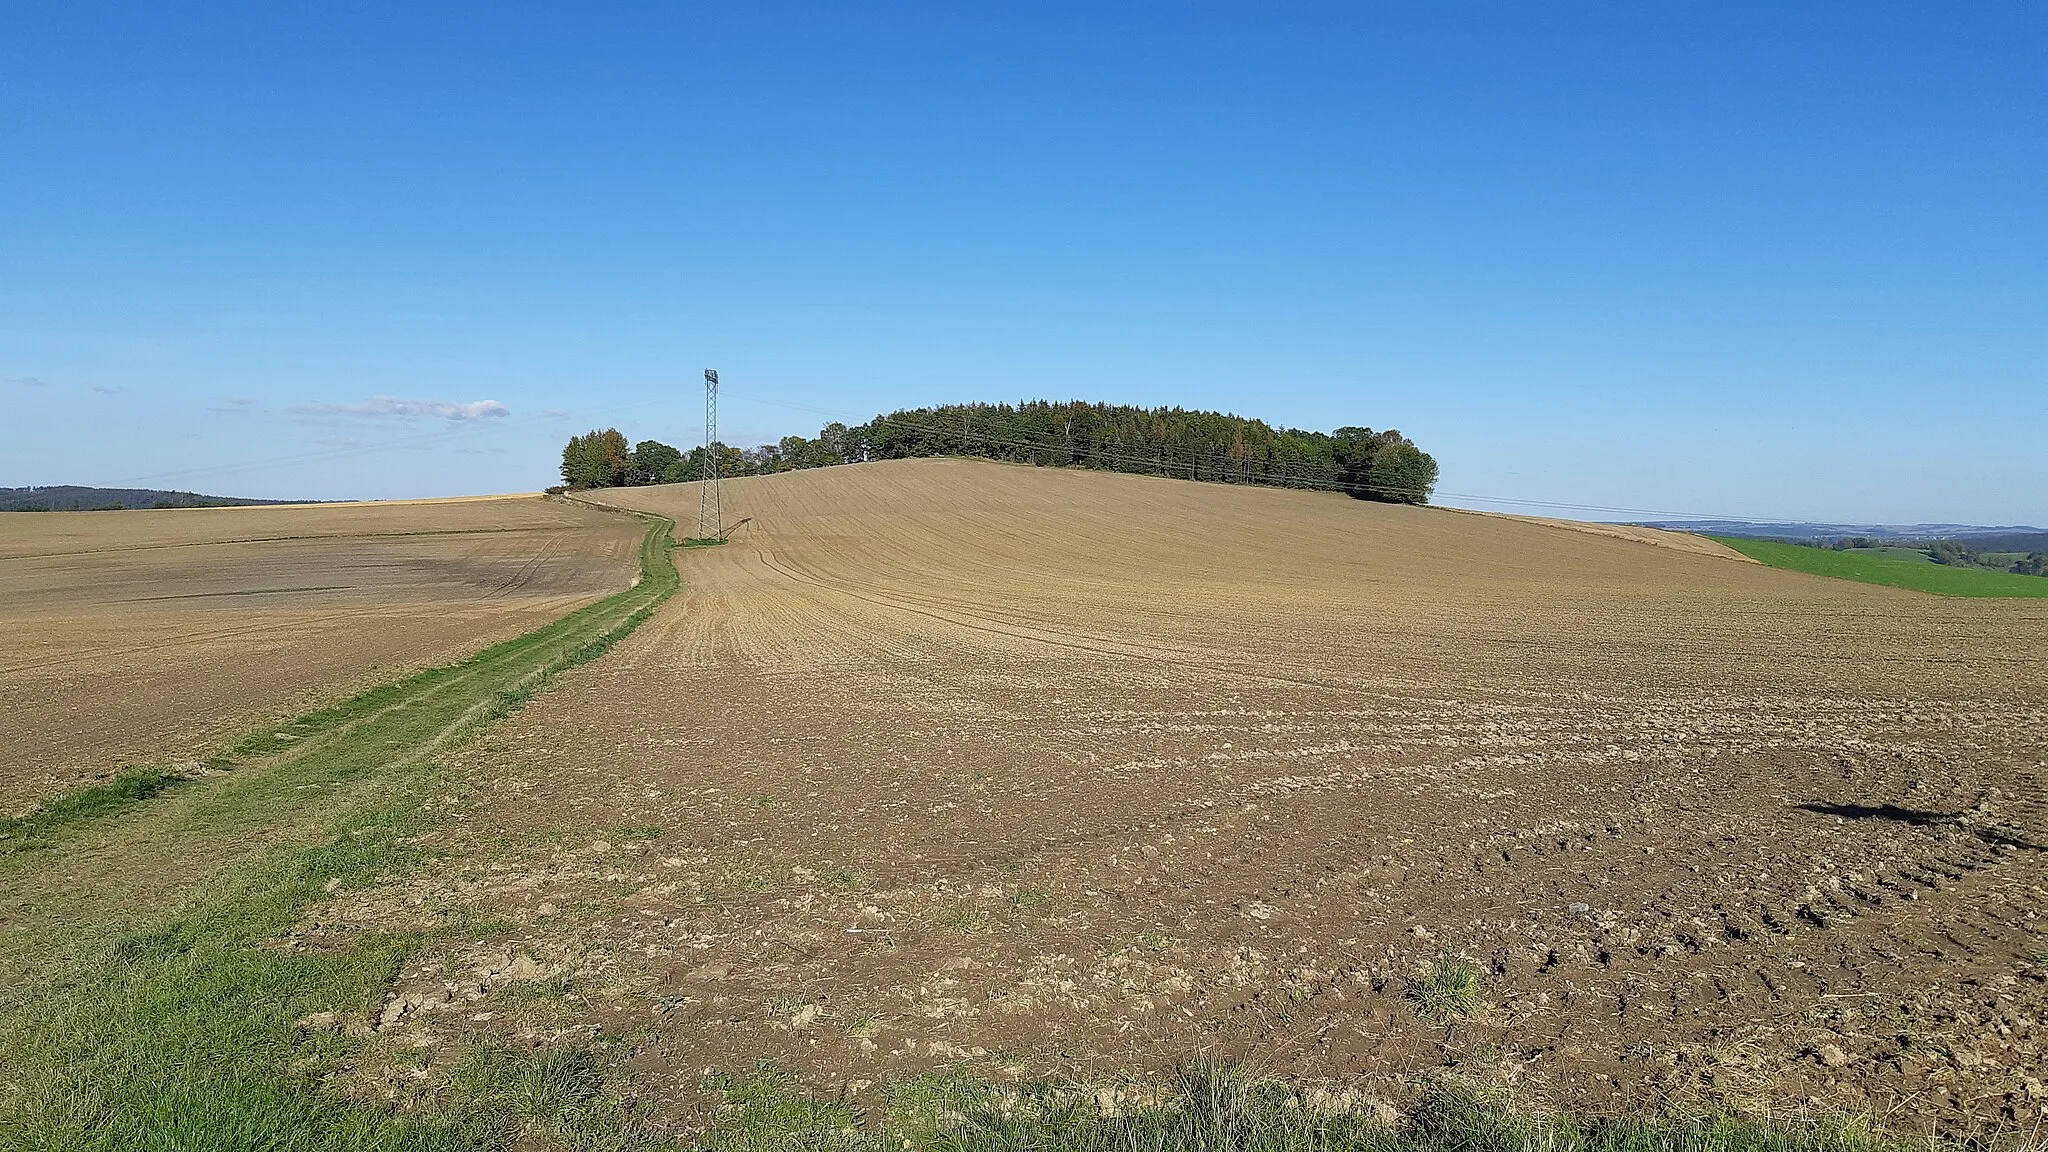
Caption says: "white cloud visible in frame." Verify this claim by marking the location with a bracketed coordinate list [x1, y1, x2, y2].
[293, 395, 511, 421]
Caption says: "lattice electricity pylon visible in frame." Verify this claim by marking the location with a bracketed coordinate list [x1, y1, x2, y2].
[698, 369, 723, 541]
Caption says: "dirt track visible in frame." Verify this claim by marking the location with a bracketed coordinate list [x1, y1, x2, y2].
[0, 496, 641, 813]
[302, 461, 2047, 1132]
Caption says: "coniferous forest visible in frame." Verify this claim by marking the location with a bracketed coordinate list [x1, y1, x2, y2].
[558, 400, 1439, 504]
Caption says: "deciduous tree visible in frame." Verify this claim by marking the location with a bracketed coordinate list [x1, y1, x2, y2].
[560, 429, 630, 489]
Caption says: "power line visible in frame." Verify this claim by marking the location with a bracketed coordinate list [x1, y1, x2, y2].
[698, 370, 725, 542]
[94, 387, 1812, 527]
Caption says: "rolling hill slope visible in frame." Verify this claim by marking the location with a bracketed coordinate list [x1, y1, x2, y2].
[0, 495, 641, 812]
[296, 456, 2048, 1131]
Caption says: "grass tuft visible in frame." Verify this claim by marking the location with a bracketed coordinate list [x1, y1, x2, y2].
[936, 907, 993, 935]
[701, 1065, 875, 1152]
[1403, 954, 1484, 1027]
[453, 1044, 674, 1151]
[1009, 888, 1050, 913]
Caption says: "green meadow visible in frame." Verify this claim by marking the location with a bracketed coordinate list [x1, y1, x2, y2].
[1715, 538, 2048, 598]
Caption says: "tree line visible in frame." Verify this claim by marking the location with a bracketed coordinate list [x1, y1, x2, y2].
[1816, 536, 2048, 578]
[1925, 539, 2048, 576]
[558, 400, 1440, 504]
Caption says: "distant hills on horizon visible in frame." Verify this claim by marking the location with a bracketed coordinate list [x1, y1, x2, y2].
[1640, 520, 2048, 550]
[6, 484, 2041, 550]
[0, 485, 315, 512]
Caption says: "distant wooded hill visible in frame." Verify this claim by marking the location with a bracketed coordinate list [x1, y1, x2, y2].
[1642, 519, 2048, 549]
[1951, 532, 2048, 553]
[560, 401, 1440, 504]
[0, 486, 308, 512]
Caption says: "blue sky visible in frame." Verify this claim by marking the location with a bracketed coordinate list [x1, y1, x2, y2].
[3, 3, 2042, 523]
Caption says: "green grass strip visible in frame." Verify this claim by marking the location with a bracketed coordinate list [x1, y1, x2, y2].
[0, 510, 681, 1151]
[0, 767, 186, 852]
[1716, 537, 2048, 598]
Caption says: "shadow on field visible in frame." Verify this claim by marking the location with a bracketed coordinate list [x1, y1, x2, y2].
[1798, 801, 2045, 852]
[1797, 802, 1956, 827]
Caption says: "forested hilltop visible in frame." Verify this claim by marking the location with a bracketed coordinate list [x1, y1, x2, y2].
[559, 401, 1439, 504]
[0, 486, 306, 512]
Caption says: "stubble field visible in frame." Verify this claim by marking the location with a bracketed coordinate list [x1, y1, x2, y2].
[0, 495, 642, 814]
[306, 460, 2048, 1136]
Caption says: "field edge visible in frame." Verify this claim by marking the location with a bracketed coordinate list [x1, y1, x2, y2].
[0, 507, 681, 1149]
[1715, 536, 2048, 598]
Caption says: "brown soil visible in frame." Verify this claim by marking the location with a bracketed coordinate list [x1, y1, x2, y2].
[296, 461, 2048, 1133]
[0, 496, 641, 813]
[1457, 509, 1761, 563]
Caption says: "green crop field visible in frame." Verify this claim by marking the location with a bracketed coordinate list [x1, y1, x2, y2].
[1714, 537, 2048, 598]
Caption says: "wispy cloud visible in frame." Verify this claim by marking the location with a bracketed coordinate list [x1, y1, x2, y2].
[292, 395, 511, 421]
[88, 383, 122, 394]
[6, 375, 49, 388]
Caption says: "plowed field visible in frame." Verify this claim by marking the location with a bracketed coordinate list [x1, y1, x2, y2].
[319, 461, 2048, 1133]
[0, 496, 641, 813]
